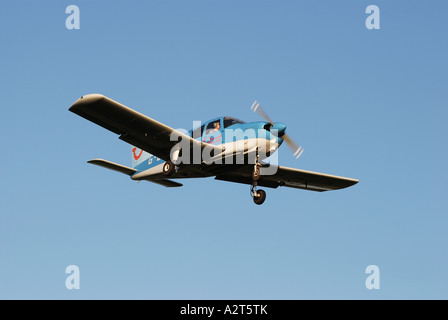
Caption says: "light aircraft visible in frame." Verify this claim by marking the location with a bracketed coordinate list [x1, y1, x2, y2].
[69, 94, 358, 205]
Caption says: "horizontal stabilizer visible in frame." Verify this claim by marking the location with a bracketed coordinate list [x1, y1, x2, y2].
[88, 159, 137, 176]
[145, 179, 183, 188]
[88, 159, 182, 187]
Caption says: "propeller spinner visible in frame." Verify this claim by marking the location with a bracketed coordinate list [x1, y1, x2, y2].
[251, 100, 304, 159]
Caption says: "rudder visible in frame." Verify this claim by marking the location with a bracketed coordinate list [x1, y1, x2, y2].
[131, 146, 150, 169]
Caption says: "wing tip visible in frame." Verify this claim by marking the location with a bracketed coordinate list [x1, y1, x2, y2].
[87, 158, 105, 164]
[69, 93, 106, 112]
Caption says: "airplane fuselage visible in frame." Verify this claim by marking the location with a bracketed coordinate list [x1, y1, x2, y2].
[131, 116, 285, 181]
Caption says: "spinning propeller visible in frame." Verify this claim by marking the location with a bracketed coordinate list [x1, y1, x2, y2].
[251, 100, 304, 159]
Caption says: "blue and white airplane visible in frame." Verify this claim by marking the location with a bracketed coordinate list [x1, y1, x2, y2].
[69, 94, 358, 205]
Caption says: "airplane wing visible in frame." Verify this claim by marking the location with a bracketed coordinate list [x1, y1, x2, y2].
[69, 94, 221, 162]
[215, 165, 358, 192]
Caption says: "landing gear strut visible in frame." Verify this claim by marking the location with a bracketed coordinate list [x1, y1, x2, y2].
[163, 160, 175, 176]
[251, 184, 266, 205]
[250, 152, 266, 205]
[252, 153, 262, 181]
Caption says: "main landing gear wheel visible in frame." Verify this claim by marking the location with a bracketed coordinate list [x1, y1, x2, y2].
[163, 160, 175, 176]
[253, 189, 266, 205]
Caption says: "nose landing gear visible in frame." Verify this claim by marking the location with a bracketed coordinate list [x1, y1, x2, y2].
[251, 184, 266, 205]
[250, 152, 266, 205]
[251, 153, 262, 181]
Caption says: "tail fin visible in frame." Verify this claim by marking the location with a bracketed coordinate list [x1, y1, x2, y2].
[131, 146, 150, 169]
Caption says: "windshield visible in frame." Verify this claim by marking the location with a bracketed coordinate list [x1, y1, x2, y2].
[223, 117, 245, 128]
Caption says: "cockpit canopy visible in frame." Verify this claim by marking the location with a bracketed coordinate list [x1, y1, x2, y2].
[191, 117, 245, 139]
[223, 117, 245, 128]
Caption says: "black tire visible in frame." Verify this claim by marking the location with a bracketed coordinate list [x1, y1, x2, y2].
[163, 160, 175, 176]
[252, 166, 261, 181]
[253, 189, 266, 205]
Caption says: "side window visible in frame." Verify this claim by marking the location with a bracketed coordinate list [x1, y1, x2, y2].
[192, 124, 205, 139]
[205, 120, 221, 135]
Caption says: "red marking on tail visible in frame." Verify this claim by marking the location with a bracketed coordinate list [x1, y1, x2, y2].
[132, 147, 143, 160]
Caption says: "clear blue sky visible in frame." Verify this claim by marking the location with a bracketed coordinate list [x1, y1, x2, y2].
[0, 0, 446, 299]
